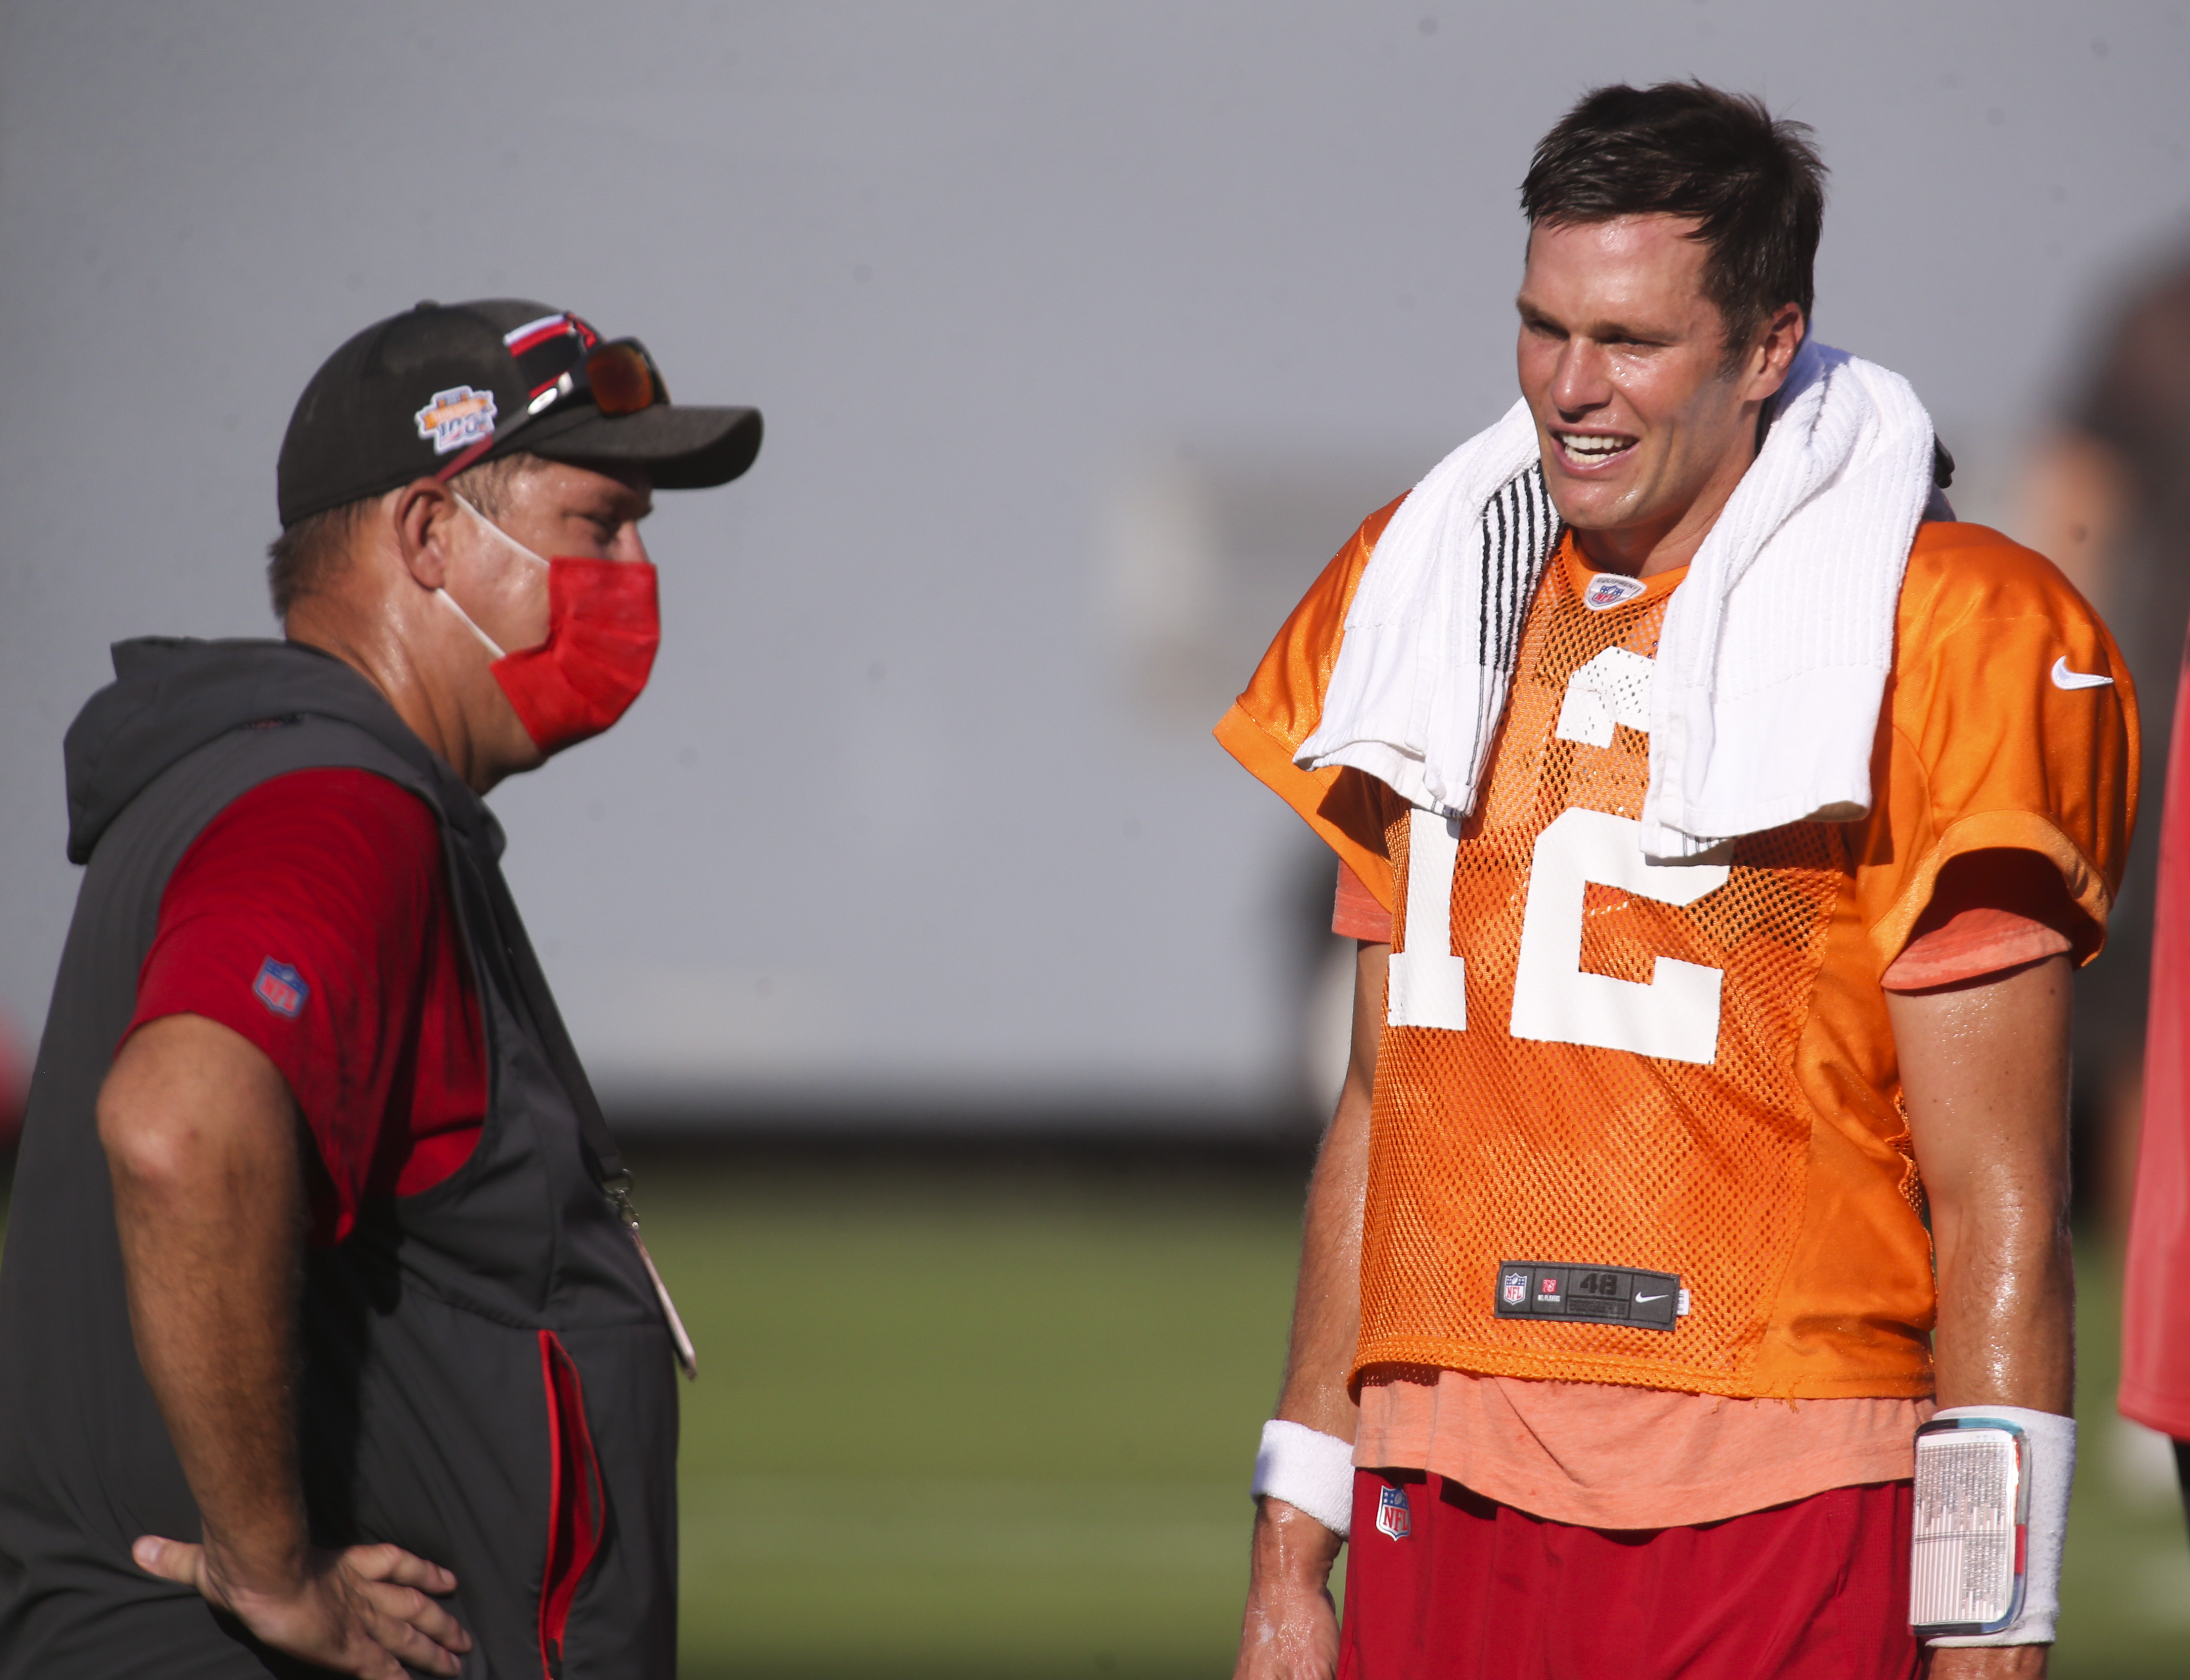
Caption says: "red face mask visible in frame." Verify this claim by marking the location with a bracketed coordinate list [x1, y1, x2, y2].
[441, 500, 662, 754]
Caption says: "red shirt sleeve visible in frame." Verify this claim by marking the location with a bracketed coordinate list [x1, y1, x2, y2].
[1333, 858, 1394, 943]
[126, 768, 487, 1244]
[1879, 848, 2085, 992]
[2125, 657, 2190, 1436]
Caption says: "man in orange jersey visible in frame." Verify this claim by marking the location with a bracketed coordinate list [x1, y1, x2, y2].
[1219, 84, 2136, 1680]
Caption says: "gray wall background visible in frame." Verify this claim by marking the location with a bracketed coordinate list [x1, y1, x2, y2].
[3, 2, 2186, 1128]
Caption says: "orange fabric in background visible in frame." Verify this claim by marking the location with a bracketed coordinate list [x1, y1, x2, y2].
[1221, 521, 2137, 1402]
[1222, 497, 1407, 913]
[1877, 847, 2081, 989]
[1355, 551, 1848, 1396]
[1339, 851, 2082, 991]
[1353, 1369, 1931, 1532]
[1332, 846, 2066, 1523]
[1333, 861, 1392, 942]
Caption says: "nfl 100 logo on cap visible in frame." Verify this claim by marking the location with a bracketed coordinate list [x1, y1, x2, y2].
[1376, 1485, 1412, 1540]
[414, 386, 499, 456]
[253, 958, 309, 1019]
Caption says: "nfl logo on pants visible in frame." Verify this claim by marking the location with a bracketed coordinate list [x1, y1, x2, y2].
[1376, 1485, 1412, 1540]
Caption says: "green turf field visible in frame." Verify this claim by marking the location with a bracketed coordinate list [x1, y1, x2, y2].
[641, 1153, 1306, 1679]
[3, 1154, 2185, 1676]
[639, 1154, 2190, 1680]
[2054, 1240, 2190, 1678]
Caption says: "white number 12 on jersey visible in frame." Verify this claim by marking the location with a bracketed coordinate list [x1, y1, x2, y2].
[1390, 803, 1730, 1067]
[1510, 808, 1727, 1065]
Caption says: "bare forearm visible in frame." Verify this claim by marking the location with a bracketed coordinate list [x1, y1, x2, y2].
[118, 1159, 309, 1567]
[1889, 954, 2076, 1414]
[1931, 1205, 2074, 1414]
[1235, 946, 1384, 1679]
[100, 1018, 470, 1677]
[1274, 944, 1383, 1439]
[1275, 1081, 1369, 1436]
[101, 1015, 312, 1584]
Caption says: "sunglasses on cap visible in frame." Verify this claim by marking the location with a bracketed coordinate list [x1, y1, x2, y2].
[435, 337, 668, 482]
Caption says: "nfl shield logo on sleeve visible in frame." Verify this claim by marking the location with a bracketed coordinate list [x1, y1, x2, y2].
[253, 957, 309, 1019]
[1375, 1485, 1412, 1540]
[1500, 1269, 1530, 1307]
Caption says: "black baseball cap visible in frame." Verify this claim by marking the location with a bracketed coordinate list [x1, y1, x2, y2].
[276, 298, 763, 527]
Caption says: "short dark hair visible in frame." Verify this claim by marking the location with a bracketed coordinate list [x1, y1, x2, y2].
[264, 451, 545, 620]
[1520, 81, 1826, 364]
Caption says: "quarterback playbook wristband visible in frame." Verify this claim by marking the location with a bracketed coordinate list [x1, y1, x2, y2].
[1913, 1406, 2074, 1646]
[1252, 1420, 1356, 1537]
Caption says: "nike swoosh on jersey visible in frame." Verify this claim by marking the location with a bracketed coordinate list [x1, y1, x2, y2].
[2051, 656, 2114, 691]
[1634, 1293, 1668, 1302]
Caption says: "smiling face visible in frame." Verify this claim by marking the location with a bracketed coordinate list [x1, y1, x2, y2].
[1516, 214, 1802, 576]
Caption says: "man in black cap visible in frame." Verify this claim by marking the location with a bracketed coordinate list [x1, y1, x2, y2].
[0, 301, 760, 1678]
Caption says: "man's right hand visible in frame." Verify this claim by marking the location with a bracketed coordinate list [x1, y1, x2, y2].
[134, 1534, 473, 1679]
[1233, 1497, 1345, 1680]
[1234, 944, 1383, 1679]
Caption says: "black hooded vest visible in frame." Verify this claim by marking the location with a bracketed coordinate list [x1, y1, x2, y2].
[0, 639, 678, 1678]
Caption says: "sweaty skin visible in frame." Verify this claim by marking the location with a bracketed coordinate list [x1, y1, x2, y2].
[102, 460, 655, 1678]
[1233, 217, 2068, 1680]
[1516, 215, 1803, 579]
[1887, 960, 2073, 1680]
[1233, 943, 1379, 1680]
[285, 458, 655, 795]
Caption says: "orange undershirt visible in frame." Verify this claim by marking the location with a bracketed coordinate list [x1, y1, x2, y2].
[1329, 840, 2080, 1527]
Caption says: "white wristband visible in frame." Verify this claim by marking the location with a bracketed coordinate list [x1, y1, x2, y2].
[1922, 1406, 2074, 1647]
[1252, 1419, 1356, 1538]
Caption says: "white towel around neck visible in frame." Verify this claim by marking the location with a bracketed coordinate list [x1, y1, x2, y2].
[1294, 338, 1938, 860]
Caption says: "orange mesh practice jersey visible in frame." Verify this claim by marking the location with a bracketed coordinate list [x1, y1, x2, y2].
[1218, 507, 2137, 1401]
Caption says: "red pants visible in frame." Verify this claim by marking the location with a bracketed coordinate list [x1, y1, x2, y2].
[1337, 1470, 1922, 1680]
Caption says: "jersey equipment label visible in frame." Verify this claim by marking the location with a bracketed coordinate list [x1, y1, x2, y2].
[1492, 1262, 1683, 1331]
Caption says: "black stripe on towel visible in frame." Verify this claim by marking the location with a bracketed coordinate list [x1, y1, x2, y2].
[1479, 465, 1562, 677]
[1477, 509, 1494, 669]
[1456, 465, 1564, 795]
[1491, 483, 1510, 668]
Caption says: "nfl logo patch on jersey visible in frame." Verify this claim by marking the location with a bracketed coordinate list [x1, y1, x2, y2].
[1501, 1269, 1530, 1307]
[1582, 572, 1647, 611]
[253, 957, 309, 1019]
[1376, 1485, 1412, 1540]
